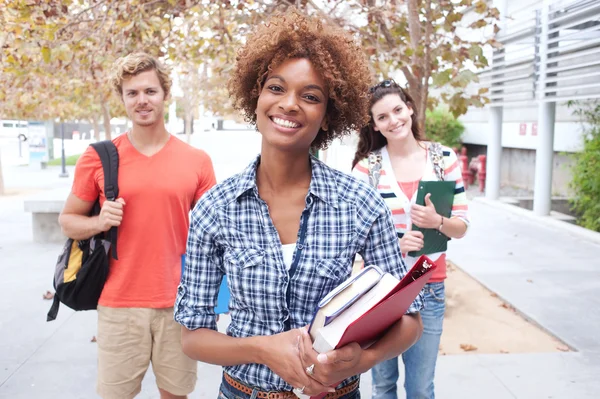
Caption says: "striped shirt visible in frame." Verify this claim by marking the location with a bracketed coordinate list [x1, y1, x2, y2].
[175, 154, 423, 391]
[352, 143, 469, 281]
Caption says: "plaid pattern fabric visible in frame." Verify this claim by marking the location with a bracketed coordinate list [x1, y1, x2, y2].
[175, 155, 423, 391]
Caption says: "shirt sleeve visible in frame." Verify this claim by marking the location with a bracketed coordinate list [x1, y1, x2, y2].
[351, 158, 371, 186]
[443, 148, 470, 228]
[174, 192, 224, 330]
[194, 150, 217, 204]
[359, 195, 424, 314]
[71, 146, 102, 202]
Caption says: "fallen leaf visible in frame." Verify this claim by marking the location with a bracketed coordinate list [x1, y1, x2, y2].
[90, 336, 97, 343]
[500, 349, 509, 354]
[500, 302, 515, 311]
[42, 291, 54, 300]
[527, 279, 533, 283]
[460, 343, 478, 352]
[490, 292, 498, 298]
[556, 345, 570, 352]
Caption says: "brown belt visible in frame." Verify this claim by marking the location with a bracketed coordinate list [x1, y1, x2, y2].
[223, 373, 359, 399]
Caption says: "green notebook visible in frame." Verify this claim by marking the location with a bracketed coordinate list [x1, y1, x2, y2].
[407, 180, 456, 257]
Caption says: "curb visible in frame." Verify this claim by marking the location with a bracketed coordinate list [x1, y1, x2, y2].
[472, 197, 600, 246]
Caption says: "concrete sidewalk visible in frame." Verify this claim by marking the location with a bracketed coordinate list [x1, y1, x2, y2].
[1, 142, 599, 398]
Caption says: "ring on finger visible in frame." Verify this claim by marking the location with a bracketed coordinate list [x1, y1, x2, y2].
[305, 363, 315, 376]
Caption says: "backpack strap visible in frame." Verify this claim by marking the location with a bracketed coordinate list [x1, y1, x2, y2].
[90, 140, 120, 260]
[367, 150, 383, 188]
[429, 142, 445, 181]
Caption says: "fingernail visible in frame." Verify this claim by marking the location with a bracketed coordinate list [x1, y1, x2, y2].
[317, 353, 327, 363]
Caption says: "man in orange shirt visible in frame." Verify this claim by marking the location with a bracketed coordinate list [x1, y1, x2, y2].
[58, 52, 216, 399]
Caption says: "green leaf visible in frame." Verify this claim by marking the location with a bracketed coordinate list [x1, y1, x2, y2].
[432, 70, 452, 87]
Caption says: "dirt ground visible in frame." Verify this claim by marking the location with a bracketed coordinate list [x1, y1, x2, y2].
[440, 262, 569, 355]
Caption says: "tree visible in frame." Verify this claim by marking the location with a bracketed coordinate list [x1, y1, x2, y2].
[341, 0, 499, 131]
[1, 0, 193, 137]
[240, 0, 500, 132]
[1, 1, 499, 136]
[568, 100, 600, 232]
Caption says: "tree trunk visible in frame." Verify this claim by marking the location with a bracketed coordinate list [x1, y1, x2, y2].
[102, 101, 112, 141]
[92, 115, 101, 141]
[405, 0, 428, 135]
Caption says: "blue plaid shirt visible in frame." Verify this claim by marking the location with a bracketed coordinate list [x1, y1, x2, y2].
[175, 155, 423, 391]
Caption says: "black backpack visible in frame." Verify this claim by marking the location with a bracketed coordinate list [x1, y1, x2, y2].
[47, 141, 119, 322]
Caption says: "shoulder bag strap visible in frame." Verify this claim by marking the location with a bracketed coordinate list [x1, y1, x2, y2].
[90, 140, 120, 259]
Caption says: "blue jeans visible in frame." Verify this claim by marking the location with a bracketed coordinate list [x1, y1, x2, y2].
[371, 282, 445, 399]
[218, 374, 361, 399]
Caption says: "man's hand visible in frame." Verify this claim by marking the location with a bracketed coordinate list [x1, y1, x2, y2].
[411, 193, 441, 229]
[298, 327, 365, 388]
[97, 198, 126, 232]
[399, 231, 424, 253]
[260, 329, 334, 396]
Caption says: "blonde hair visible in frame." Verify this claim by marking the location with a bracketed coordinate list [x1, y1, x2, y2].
[110, 52, 172, 98]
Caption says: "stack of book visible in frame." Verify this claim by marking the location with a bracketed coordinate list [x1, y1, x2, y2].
[308, 255, 436, 353]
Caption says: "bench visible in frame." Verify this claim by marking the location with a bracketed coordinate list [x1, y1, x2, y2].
[24, 188, 70, 243]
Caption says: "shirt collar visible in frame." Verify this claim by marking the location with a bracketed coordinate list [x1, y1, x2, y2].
[234, 154, 339, 209]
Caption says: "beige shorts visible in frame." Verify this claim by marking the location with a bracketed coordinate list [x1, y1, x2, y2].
[96, 306, 197, 399]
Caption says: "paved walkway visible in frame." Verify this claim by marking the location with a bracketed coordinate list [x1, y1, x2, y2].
[0, 132, 599, 398]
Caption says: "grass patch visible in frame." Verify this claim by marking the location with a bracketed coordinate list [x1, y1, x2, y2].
[47, 154, 81, 166]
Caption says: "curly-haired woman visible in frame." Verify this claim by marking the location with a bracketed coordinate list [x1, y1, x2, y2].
[352, 81, 470, 399]
[174, 10, 424, 399]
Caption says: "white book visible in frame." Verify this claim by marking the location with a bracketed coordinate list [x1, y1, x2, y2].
[310, 272, 400, 353]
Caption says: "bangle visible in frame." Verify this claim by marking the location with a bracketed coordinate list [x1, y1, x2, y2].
[438, 215, 444, 232]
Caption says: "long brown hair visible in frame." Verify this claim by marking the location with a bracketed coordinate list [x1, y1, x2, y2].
[351, 82, 423, 168]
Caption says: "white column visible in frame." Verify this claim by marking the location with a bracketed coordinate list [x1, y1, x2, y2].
[533, 102, 555, 215]
[533, 0, 555, 216]
[486, 106, 503, 200]
[485, 0, 509, 200]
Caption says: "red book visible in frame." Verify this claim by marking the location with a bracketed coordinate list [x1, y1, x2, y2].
[307, 255, 436, 399]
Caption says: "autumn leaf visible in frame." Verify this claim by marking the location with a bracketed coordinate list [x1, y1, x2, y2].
[500, 302, 515, 311]
[460, 343, 478, 352]
[91, 336, 97, 343]
[42, 290, 54, 300]
[41, 47, 51, 63]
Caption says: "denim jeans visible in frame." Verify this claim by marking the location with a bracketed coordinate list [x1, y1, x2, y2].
[218, 374, 361, 399]
[371, 282, 445, 399]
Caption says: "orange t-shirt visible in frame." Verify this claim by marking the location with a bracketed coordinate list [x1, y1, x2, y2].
[71, 134, 216, 308]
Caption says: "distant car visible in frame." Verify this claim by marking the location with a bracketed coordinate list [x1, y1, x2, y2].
[0, 120, 28, 141]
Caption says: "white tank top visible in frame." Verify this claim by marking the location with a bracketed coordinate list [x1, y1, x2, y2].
[281, 244, 296, 271]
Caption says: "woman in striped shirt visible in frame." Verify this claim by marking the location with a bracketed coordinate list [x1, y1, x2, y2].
[351, 80, 469, 399]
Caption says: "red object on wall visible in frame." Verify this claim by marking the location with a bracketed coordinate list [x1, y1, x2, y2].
[519, 123, 527, 136]
[459, 147, 470, 190]
[478, 155, 487, 193]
